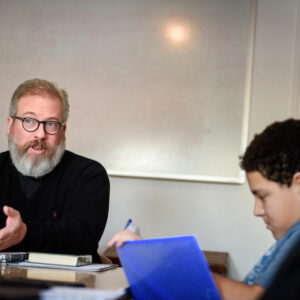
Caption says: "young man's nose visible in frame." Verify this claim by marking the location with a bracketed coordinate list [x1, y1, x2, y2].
[254, 199, 264, 216]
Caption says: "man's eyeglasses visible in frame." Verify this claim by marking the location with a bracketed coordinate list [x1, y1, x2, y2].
[12, 116, 64, 135]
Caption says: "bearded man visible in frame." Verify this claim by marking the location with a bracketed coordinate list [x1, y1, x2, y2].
[0, 78, 109, 263]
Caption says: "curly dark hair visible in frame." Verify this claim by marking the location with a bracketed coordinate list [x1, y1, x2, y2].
[240, 119, 300, 186]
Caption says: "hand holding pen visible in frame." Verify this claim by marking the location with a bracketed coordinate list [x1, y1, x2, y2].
[108, 219, 142, 248]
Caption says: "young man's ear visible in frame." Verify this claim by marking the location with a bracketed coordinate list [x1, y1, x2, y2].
[292, 172, 300, 190]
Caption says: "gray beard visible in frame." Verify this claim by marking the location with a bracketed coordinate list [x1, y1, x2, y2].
[8, 136, 65, 178]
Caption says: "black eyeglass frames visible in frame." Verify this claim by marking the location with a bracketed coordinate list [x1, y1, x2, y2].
[12, 116, 64, 135]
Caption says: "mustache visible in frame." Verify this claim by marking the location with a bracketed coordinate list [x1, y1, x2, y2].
[20, 140, 51, 155]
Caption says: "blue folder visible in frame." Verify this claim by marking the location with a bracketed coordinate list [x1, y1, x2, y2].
[117, 235, 222, 300]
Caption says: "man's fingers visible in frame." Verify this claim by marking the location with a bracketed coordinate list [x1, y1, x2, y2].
[108, 229, 142, 248]
[0, 206, 26, 250]
[3, 206, 21, 227]
[108, 232, 127, 248]
[3, 206, 18, 218]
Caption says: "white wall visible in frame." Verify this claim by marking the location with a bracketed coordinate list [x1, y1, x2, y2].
[99, 0, 300, 280]
[0, 0, 299, 281]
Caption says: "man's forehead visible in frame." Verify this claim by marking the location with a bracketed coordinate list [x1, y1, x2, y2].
[246, 171, 270, 190]
[16, 94, 63, 119]
[17, 93, 62, 108]
[19, 92, 60, 101]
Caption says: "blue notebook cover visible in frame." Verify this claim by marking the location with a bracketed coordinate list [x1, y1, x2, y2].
[117, 235, 222, 300]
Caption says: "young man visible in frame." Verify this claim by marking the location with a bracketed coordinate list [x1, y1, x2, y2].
[108, 119, 300, 299]
[1, 78, 109, 263]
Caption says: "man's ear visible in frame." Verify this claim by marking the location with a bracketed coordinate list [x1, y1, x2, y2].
[292, 172, 300, 192]
[6, 117, 13, 136]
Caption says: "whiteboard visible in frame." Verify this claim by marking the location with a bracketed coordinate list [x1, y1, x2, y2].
[0, 0, 255, 183]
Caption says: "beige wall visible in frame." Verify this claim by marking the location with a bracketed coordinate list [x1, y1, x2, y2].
[100, 0, 300, 280]
[0, 0, 299, 281]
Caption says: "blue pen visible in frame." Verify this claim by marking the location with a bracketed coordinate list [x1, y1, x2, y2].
[124, 218, 132, 229]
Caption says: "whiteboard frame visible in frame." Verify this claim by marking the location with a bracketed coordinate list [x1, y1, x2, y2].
[108, 0, 256, 184]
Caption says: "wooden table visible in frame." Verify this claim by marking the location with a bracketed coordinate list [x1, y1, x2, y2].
[203, 250, 229, 276]
[0, 263, 128, 289]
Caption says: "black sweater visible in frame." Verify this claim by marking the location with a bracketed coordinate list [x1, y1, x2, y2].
[0, 150, 110, 263]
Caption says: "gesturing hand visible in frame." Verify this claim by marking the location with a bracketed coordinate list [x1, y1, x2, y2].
[0, 206, 27, 250]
